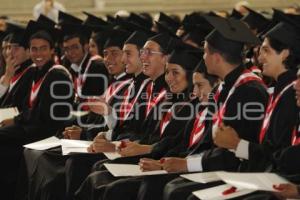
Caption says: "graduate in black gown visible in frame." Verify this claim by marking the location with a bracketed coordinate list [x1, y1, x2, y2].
[22, 28, 131, 200]
[0, 20, 74, 199]
[213, 21, 300, 173]
[73, 33, 179, 200]
[0, 24, 34, 111]
[60, 22, 109, 108]
[134, 15, 269, 200]
[100, 56, 219, 200]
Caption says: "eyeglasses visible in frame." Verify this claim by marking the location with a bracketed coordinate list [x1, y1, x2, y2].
[63, 44, 81, 53]
[140, 48, 163, 56]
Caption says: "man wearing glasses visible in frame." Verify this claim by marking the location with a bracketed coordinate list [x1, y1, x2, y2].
[61, 23, 109, 108]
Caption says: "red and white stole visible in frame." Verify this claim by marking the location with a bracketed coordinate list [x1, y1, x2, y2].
[8, 65, 33, 92]
[291, 124, 300, 146]
[119, 78, 151, 123]
[76, 55, 102, 96]
[259, 81, 296, 143]
[145, 82, 167, 117]
[104, 78, 132, 104]
[249, 66, 262, 75]
[189, 107, 209, 147]
[212, 70, 263, 137]
[28, 65, 71, 108]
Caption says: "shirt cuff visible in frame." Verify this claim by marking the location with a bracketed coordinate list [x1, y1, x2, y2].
[235, 139, 249, 160]
[97, 130, 113, 141]
[104, 108, 117, 130]
[104, 129, 113, 141]
[186, 153, 204, 172]
[0, 83, 8, 98]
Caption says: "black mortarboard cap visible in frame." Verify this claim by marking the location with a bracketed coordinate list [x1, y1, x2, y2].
[106, 15, 116, 24]
[22, 20, 60, 48]
[115, 16, 154, 35]
[124, 30, 148, 48]
[194, 59, 207, 73]
[36, 14, 56, 28]
[182, 25, 212, 47]
[5, 22, 26, 46]
[83, 11, 109, 27]
[148, 33, 179, 54]
[230, 9, 244, 20]
[129, 13, 153, 30]
[58, 11, 83, 25]
[158, 12, 180, 32]
[60, 22, 92, 40]
[168, 46, 202, 71]
[264, 22, 300, 59]
[103, 29, 131, 49]
[182, 13, 212, 32]
[155, 21, 178, 37]
[242, 7, 271, 33]
[92, 30, 110, 51]
[204, 15, 260, 55]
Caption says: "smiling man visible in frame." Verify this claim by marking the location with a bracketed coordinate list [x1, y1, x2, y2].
[0, 20, 74, 199]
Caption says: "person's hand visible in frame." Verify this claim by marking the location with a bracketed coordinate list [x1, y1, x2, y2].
[63, 125, 82, 140]
[213, 123, 240, 150]
[139, 158, 162, 172]
[1, 55, 17, 86]
[92, 135, 115, 153]
[161, 157, 188, 173]
[273, 183, 300, 199]
[118, 142, 152, 157]
[88, 97, 112, 116]
[0, 118, 14, 127]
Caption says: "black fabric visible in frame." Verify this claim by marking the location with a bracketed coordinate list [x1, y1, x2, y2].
[244, 70, 298, 172]
[0, 59, 34, 111]
[0, 60, 74, 199]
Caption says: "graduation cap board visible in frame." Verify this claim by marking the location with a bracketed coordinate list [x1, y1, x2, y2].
[124, 31, 149, 48]
[148, 33, 179, 54]
[115, 16, 154, 36]
[204, 15, 260, 55]
[129, 13, 153, 30]
[59, 11, 83, 25]
[22, 20, 60, 48]
[60, 23, 92, 41]
[242, 7, 270, 33]
[36, 14, 56, 28]
[168, 47, 202, 71]
[263, 21, 300, 60]
[103, 29, 131, 49]
[83, 11, 109, 27]
[158, 12, 180, 30]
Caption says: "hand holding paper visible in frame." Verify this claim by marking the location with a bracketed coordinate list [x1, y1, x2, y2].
[139, 158, 162, 172]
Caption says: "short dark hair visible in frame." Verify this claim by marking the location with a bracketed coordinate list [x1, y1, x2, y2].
[63, 33, 88, 46]
[207, 42, 243, 65]
[268, 37, 300, 71]
[30, 30, 54, 48]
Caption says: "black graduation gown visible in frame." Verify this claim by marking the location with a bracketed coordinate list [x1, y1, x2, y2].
[0, 60, 74, 199]
[79, 54, 109, 98]
[242, 70, 298, 172]
[0, 59, 34, 111]
[20, 73, 133, 200]
[138, 65, 269, 200]
[111, 73, 150, 141]
[63, 54, 109, 109]
[91, 101, 202, 200]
